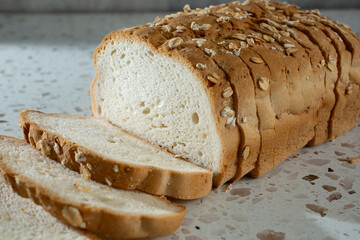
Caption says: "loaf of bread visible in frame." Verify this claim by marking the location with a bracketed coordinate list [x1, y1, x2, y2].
[0, 136, 186, 239]
[91, 0, 360, 187]
[19, 110, 212, 199]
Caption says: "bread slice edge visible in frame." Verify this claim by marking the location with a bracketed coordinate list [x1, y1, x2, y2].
[0, 135, 187, 239]
[19, 110, 213, 200]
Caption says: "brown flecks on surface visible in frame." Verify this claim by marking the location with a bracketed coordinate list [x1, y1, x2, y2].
[231, 214, 248, 223]
[75, 107, 82, 112]
[181, 228, 190, 234]
[198, 213, 220, 224]
[265, 187, 278, 192]
[256, 229, 285, 240]
[326, 192, 342, 202]
[185, 236, 202, 240]
[226, 196, 238, 201]
[324, 173, 340, 180]
[195, 226, 200, 230]
[339, 177, 354, 190]
[0, 113, 5, 117]
[302, 174, 319, 184]
[39, 92, 50, 98]
[328, 168, 334, 172]
[334, 151, 346, 156]
[348, 190, 356, 195]
[226, 224, 235, 231]
[305, 204, 328, 217]
[230, 188, 251, 197]
[252, 197, 264, 204]
[322, 185, 337, 192]
[344, 204, 355, 210]
[306, 159, 331, 166]
[0, 120, 7, 123]
[341, 143, 356, 149]
[287, 172, 299, 180]
[293, 194, 308, 199]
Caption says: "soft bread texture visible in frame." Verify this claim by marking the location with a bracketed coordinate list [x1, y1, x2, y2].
[0, 175, 99, 240]
[19, 110, 212, 199]
[91, 0, 360, 184]
[91, 23, 239, 187]
[0, 136, 186, 239]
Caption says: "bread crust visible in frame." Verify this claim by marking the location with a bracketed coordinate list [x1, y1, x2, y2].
[239, 1, 329, 176]
[0, 136, 186, 239]
[91, 0, 360, 183]
[19, 110, 213, 200]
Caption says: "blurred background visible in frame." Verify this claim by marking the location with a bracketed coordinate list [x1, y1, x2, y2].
[0, 0, 359, 12]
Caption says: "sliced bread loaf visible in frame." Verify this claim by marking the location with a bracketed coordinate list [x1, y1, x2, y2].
[0, 136, 186, 239]
[91, 0, 360, 185]
[19, 110, 212, 199]
[0, 174, 99, 240]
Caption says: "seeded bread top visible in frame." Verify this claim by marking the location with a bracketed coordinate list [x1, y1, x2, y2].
[94, 0, 360, 183]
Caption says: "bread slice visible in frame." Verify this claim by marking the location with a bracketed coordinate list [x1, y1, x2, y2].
[0, 136, 186, 239]
[19, 110, 212, 199]
[0, 174, 99, 240]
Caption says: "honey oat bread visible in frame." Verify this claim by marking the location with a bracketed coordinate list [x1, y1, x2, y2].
[0, 175, 100, 240]
[0, 136, 186, 239]
[91, 0, 360, 185]
[19, 110, 212, 200]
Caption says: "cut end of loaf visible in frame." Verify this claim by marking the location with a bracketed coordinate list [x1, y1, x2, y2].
[92, 39, 223, 178]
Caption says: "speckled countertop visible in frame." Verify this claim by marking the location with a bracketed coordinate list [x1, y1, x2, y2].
[0, 10, 359, 240]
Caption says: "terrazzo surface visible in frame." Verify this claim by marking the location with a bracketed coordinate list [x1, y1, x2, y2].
[0, 10, 359, 240]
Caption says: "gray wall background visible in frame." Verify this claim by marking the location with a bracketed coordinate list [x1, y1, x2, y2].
[0, 0, 359, 12]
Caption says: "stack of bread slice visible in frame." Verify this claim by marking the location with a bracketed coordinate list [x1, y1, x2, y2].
[0, 109, 212, 238]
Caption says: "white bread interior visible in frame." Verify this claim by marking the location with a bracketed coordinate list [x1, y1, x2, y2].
[23, 110, 210, 172]
[92, 40, 222, 175]
[0, 175, 96, 240]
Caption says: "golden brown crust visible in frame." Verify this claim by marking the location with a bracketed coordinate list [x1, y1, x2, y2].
[0, 136, 187, 239]
[237, 0, 330, 176]
[91, 0, 360, 182]
[313, 14, 360, 139]
[248, 0, 334, 147]
[19, 110, 212, 200]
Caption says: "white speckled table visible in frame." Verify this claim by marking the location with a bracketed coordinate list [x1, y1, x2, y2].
[0, 10, 359, 240]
